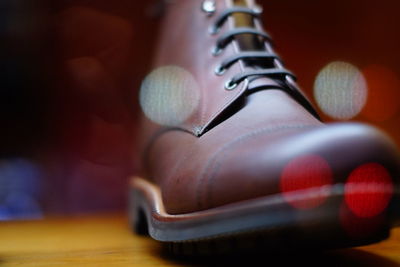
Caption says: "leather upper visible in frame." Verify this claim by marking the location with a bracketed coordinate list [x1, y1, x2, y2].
[143, 90, 399, 214]
[150, 0, 294, 136]
[137, 0, 400, 215]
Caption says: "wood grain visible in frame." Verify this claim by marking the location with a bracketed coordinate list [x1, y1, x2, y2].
[0, 214, 399, 266]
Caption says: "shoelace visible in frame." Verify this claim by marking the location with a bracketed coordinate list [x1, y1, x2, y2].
[210, 6, 296, 90]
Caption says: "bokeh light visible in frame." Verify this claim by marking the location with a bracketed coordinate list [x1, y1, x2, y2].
[0, 159, 43, 220]
[280, 155, 333, 209]
[314, 61, 367, 120]
[139, 65, 200, 127]
[360, 65, 400, 122]
[344, 162, 393, 218]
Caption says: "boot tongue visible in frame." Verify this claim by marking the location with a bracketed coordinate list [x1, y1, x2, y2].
[232, 1, 263, 52]
[229, 1, 320, 119]
[232, 0, 279, 90]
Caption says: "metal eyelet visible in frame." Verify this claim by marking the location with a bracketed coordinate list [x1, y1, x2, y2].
[214, 65, 226, 76]
[211, 46, 222, 56]
[208, 25, 218, 35]
[225, 80, 238, 90]
[253, 5, 263, 14]
[202, 0, 216, 15]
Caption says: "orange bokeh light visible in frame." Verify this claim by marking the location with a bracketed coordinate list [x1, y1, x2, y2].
[360, 65, 400, 122]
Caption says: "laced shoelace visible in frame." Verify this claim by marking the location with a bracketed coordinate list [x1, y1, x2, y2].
[209, 6, 296, 90]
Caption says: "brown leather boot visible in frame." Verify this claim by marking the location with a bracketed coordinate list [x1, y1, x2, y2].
[130, 0, 400, 255]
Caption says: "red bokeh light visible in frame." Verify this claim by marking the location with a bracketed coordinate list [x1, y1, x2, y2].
[344, 163, 393, 218]
[280, 155, 333, 209]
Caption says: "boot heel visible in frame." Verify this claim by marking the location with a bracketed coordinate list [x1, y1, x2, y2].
[129, 189, 149, 235]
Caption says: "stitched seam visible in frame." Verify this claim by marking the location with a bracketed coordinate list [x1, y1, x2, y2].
[143, 127, 194, 181]
[196, 124, 320, 209]
[194, 0, 247, 135]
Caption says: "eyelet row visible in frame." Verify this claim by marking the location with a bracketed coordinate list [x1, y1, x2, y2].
[204, 0, 239, 91]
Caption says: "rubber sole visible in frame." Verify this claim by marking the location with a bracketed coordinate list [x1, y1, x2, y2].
[129, 177, 392, 256]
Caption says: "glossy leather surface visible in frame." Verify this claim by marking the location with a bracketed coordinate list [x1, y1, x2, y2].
[138, 0, 400, 215]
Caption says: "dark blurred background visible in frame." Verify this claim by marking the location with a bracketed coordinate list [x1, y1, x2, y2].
[0, 0, 399, 219]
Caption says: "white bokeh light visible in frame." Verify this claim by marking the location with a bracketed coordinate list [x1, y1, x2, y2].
[314, 61, 367, 120]
[140, 66, 200, 127]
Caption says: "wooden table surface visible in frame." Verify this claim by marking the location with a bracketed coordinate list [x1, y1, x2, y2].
[1, 214, 399, 266]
